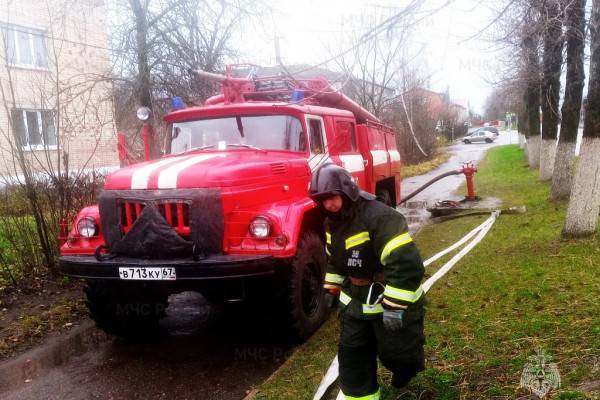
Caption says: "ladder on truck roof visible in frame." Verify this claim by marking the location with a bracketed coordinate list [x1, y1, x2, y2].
[195, 65, 381, 124]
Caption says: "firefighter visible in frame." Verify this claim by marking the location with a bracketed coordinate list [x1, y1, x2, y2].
[310, 163, 426, 399]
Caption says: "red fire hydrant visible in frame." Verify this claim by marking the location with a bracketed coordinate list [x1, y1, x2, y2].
[461, 162, 478, 201]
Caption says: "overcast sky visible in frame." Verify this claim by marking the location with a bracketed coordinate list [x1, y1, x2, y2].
[231, 0, 499, 114]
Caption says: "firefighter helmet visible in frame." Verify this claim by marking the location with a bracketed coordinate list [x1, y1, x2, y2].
[309, 163, 375, 202]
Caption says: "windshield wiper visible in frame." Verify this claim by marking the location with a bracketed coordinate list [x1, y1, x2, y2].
[177, 143, 266, 154]
[226, 143, 267, 152]
[177, 145, 216, 154]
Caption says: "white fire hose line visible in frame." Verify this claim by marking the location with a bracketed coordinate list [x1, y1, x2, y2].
[423, 216, 496, 268]
[422, 211, 499, 293]
[312, 210, 501, 400]
[313, 356, 340, 400]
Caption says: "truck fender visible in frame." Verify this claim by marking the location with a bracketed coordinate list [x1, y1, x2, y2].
[280, 197, 323, 257]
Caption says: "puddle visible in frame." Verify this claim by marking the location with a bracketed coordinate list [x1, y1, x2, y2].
[398, 196, 504, 233]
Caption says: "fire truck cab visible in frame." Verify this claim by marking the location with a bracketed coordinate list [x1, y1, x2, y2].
[59, 68, 402, 341]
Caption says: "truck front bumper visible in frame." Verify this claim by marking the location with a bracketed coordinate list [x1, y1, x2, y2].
[59, 254, 276, 280]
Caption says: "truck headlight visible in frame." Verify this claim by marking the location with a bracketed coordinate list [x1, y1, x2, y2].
[77, 217, 97, 237]
[249, 216, 271, 239]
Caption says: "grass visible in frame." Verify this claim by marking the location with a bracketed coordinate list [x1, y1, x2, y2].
[401, 151, 450, 179]
[0, 285, 86, 359]
[251, 145, 600, 400]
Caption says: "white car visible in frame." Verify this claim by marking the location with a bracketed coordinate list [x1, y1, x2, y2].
[463, 129, 497, 144]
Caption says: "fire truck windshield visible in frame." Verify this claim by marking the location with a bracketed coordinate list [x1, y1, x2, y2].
[170, 115, 306, 154]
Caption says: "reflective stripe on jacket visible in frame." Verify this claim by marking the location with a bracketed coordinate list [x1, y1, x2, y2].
[323, 197, 425, 312]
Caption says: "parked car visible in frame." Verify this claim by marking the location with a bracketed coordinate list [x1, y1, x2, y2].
[481, 126, 499, 137]
[463, 129, 496, 144]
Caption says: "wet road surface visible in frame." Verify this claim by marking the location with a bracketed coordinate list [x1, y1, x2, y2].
[399, 130, 518, 229]
[5, 292, 292, 400]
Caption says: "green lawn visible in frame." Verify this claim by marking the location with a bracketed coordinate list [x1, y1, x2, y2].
[401, 151, 450, 178]
[252, 145, 600, 400]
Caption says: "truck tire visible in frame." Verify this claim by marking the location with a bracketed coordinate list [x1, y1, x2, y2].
[376, 188, 393, 207]
[485, 138, 493, 143]
[84, 280, 168, 338]
[276, 231, 328, 342]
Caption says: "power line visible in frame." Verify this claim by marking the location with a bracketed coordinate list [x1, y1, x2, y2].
[287, 0, 455, 77]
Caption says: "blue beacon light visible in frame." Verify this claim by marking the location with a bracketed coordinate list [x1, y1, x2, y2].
[291, 89, 304, 102]
[171, 96, 185, 110]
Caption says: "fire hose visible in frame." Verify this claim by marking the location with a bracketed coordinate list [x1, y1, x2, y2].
[399, 162, 479, 204]
[312, 210, 501, 400]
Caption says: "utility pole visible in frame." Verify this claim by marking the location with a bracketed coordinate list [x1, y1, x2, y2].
[274, 35, 282, 66]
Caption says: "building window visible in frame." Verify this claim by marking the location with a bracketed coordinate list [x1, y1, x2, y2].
[1, 25, 48, 69]
[11, 109, 57, 150]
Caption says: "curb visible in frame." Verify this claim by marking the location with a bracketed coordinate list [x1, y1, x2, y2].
[242, 388, 259, 400]
[242, 344, 303, 400]
[0, 320, 110, 393]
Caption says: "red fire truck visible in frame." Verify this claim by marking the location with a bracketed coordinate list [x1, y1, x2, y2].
[59, 67, 402, 340]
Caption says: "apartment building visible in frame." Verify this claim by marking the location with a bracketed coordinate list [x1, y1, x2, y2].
[0, 0, 118, 177]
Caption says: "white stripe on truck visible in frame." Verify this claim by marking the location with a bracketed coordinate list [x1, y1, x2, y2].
[339, 154, 365, 173]
[371, 150, 388, 166]
[388, 150, 401, 162]
[157, 154, 221, 189]
[131, 157, 189, 189]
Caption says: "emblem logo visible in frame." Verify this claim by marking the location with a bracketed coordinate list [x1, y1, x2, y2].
[520, 349, 561, 398]
[347, 250, 362, 267]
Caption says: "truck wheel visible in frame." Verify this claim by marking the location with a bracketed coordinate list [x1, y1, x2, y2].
[376, 188, 393, 207]
[485, 138, 493, 143]
[276, 231, 328, 342]
[84, 280, 168, 338]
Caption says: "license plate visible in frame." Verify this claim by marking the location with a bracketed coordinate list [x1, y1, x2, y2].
[118, 267, 176, 280]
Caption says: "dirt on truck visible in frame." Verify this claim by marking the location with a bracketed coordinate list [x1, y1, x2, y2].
[58, 65, 403, 342]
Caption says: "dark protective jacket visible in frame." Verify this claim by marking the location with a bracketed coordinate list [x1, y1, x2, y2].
[323, 197, 425, 318]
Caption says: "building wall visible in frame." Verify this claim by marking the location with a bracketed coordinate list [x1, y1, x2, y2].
[0, 0, 118, 178]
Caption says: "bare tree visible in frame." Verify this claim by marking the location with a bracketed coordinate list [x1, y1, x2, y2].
[483, 1, 546, 158]
[516, 69, 530, 149]
[563, 0, 600, 237]
[111, 0, 267, 156]
[539, 0, 564, 181]
[552, 0, 586, 199]
[332, 9, 413, 119]
[522, 5, 543, 168]
[483, 80, 524, 122]
[386, 73, 439, 163]
[327, 4, 449, 163]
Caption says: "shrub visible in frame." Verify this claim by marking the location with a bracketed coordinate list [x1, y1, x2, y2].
[0, 170, 105, 288]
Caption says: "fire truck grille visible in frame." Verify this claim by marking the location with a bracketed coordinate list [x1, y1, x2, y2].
[99, 189, 223, 258]
[121, 201, 191, 237]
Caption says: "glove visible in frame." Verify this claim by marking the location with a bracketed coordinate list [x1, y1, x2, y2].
[383, 309, 404, 331]
[324, 288, 340, 309]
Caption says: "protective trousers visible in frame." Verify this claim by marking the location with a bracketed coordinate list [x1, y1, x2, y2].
[338, 301, 426, 399]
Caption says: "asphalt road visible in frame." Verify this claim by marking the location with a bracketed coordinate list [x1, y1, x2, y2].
[4, 292, 292, 400]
